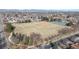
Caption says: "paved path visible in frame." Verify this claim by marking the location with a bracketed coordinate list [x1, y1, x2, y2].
[8, 32, 15, 44]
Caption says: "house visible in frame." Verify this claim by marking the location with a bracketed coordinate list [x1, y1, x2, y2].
[57, 40, 67, 49]
[74, 37, 79, 43]
[62, 39, 73, 45]
[8, 19, 17, 23]
[71, 43, 79, 49]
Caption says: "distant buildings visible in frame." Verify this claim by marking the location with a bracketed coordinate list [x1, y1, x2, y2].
[0, 12, 78, 25]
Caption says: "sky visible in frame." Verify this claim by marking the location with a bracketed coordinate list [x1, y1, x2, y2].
[0, 0, 79, 10]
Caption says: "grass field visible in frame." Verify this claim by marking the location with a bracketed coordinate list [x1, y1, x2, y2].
[12, 21, 68, 38]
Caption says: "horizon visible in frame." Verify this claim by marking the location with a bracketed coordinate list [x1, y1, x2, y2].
[0, 9, 79, 12]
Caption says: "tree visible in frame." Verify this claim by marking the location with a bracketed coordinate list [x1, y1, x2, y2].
[11, 33, 20, 44]
[25, 20, 31, 23]
[50, 42, 54, 47]
[41, 16, 49, 22]
[30, 32, 42, 45]
[5, 23, 15, 33]
[65, 21, 73, 26]
[22, 36, 29, 45]
[30, 32, 41, 40]
[12, 32, 16, 37]
[50, 42, 58, 49]
[28, 39, 33, 45]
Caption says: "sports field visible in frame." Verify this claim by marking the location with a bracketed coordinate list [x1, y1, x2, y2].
[12, 21, 67, 38]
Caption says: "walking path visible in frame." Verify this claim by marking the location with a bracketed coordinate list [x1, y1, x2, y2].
[8, 32, 15, 44]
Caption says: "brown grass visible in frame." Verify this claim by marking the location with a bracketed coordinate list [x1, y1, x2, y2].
[12, 21, 67, 38]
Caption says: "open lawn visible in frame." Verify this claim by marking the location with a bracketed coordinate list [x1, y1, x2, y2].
[12, 21, 68, 38]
